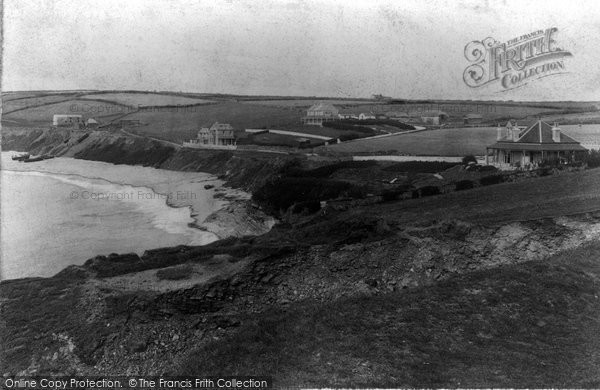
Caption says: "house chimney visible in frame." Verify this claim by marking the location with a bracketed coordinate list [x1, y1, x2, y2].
[496, 124, 503, 141]
[511, 127, 521, 141]
[552, 122, 561, 142]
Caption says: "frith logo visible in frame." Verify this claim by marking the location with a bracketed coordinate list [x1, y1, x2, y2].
[463, 27, 572, 91]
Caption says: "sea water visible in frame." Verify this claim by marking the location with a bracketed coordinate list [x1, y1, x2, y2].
[0, 153, 227, 280]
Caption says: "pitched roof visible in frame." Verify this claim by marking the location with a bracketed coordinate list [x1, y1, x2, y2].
[517, 121, 580, 144]
[307, 102, 338, 112]
[487, 120, 587, 151]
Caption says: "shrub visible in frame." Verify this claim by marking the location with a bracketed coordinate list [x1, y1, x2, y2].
[156, 264, 193, 280]
[253, 177, 365, 215]
[322, 121, 376, 134]
[455, 180, 475, 191]
[338, 133, 361, 141]
[382, 161, 460, 173]
[462, 155, 477, 165]
[419, 185, 441, 197]
[479, 175, 505, 186]
[287, 160, 377, 178]
[538, 167, 552, 177]
[479, 165, 498, 173]
[292, 200, 321, 214]
[581, 149, 600, 168]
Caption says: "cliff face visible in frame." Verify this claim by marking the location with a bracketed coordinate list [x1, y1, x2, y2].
[1, 127, 291, 192]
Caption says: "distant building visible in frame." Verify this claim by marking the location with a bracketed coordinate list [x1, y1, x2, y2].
[372, 94, 392, 101]
[337, 109, 360, 120]
[301, 102, 339, 126]
[183, 122, 237, 149]
[358, 112, 376, 120]
[463, 113, 483, 125]
[420, 111, 448, 125]
[53, 114, 83, 128]
[486, 120, 587, 169]
[86, 118, 99, 128]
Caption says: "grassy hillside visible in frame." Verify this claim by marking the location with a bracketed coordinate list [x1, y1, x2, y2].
[2, 99, 131, 125]
[361, 167, 600, 225]
[119, 102, 303, 142]
[79, 92, 215, 106]
[179, 241, 600, 388]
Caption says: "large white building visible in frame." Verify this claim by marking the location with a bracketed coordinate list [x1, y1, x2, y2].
[183, 122, 237, 149]
[301, 102, 339, 126]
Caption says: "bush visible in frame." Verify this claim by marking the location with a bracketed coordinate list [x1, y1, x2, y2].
[479, 165, 498, 173]
[455, 180, 475, 191]
[292, 200, 322, 214]
[479, 175, 505, 186]
[419, 186, 441, 197]
[253, 177, 366, 215]
[338, 133, 361, 142]
[156, 264, 193, 280]
[287, 160, 377, 178]
[329, 118, 416, 130]
[322, 121, 376, 134]
[381, 185, 411, 202]
[538, 167, 552, 177]
[581, 149, 600, 168]
[382, 161, 460, 173]
[462, 155, 477, 165]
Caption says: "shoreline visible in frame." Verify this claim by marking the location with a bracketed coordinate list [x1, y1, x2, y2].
[1, 152, 277, 279]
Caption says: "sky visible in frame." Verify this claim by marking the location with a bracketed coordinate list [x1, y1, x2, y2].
[2, 0, 600, 100]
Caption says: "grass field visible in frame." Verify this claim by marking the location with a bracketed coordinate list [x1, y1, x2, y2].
[79, 92, 215, 107]
[240, 99, 376, 107]
[321, 124, 600, 156]
[3, 94, 80, 113]
[2, 99, 130, 125]
[118, 102, 303, 142]
[2, 91, 598, 148]
[363, 167, 600, 226]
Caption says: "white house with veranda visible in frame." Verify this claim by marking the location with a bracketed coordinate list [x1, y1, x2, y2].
[183, 122, 237, 150]
[301, 102, 339, 126]
[486, 120, 587, 169]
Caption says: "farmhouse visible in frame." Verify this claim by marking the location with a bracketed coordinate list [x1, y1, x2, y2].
[338, 109, 360, 120]
[358, 112, 376, 120]
[420, 111, 448, 125]
[486, 120, 586, 169]
[53, 114, 83, 128]
[301, 102, 339, 126]
[183, 122, 237, 149]
[86, 118, 99, 128]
